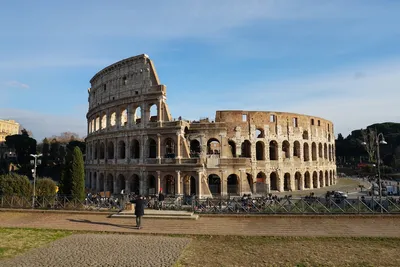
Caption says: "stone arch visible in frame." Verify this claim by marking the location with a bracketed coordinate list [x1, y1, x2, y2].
[227, 174, 239, 195]
[318, 143, 323, 158]
[325, 170, 329, 186]
[164, 137, 176, 157]
[208, 174, 221, 195]
[312, 171, 318, 188]
[107, 141, 114, 159]
[93, 172, 97, 190]
[329, 170, 333, 185]
[256, 128, 265, 138]
[256, 141, 265, 160]
[101, 114, 107, 130]
[269, 140, 278, 160]
[130, 174, 140, 195]
[190, 139, 201, 155]
[303, 143, 310, 161]
[319, 170, 324, 187]
[295, 172, 302, 190]
[149, 104, 158, 122]
[183, 175, 196, 196]
[328, 145, 332, 161]
[284, 173, 291, 191]
[118, 140, 126, 159]
[228, 140, 237, 157]
[100, 142, 105, 159]
[164, 175, 175, 195]
[246, 173, 253, 193]
[328, 133, 331, 142]
[148, 174, 156, 195]
[293, 141, 301, 158]
[207, 138, 220, 155]
[282, 140, 290, 159]
[241, 140, 251, 158]
[106, 174, 114, 194]
[147, 138, 157, 158]
[110, 112, 116, 127]
[95, 116, 100, 131]
[256, 172, 266, 183]
[304, 171, 311, 189]
[120, 108, 128, 127]
[99, 173, 105, 191]
[117, 174, 126, 193]
[130, 139, 140, 159]
[311, 142, 317, 161]
[270, 172, 279, 191]
[94, 142, 99, 159]
[302, 130, 309, 140]
[324, 143, 328, 159]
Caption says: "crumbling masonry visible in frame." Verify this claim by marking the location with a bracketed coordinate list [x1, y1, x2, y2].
[85, 54, 337, 198]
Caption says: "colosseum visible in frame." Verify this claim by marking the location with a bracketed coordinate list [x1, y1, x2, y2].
[85, 54, 337, 198]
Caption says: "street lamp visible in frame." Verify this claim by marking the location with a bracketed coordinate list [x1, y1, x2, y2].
[30, 153, 42, 208]
[361, 133, 387, 211]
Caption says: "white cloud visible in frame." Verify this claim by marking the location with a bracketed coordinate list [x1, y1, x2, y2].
[3, 80, 30, 89]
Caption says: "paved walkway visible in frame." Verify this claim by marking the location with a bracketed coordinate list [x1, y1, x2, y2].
[0, 234, 189, 267]
[1, 211, 400, 237]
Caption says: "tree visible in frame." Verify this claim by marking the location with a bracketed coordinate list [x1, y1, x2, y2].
[361, 128, 376, 163]
[36, 177, 57, 197]
[41, 138, 50, 166]
[50, 139, 60, 162]
[58, 150, 72, 195]
[70, 147, 85, 201]
[0, 173, 32, 196]
[5, 132, 37, 165]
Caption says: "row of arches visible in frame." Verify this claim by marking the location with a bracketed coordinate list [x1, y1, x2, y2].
[88, 103, 159, 134]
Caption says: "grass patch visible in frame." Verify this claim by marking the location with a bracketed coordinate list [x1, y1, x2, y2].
[175, 235, 400, 267]
[0, 228, 72, 260]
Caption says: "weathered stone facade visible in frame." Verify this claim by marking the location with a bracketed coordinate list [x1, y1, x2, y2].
[85, 54, 337, 198]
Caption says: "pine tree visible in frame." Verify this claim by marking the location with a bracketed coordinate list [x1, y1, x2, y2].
[58, 150, 72, 196]
[70, 146, 85, 201]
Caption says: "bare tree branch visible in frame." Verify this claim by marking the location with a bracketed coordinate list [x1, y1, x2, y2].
[361, 128, 376, 163]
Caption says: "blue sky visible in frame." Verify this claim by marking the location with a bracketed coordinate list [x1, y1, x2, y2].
[1, 0, 400, 141]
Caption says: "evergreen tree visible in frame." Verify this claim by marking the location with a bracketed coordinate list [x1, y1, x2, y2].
[41, 138, 50, 166]
[70, 146, 85, 201]
[58, 150, 72, 196]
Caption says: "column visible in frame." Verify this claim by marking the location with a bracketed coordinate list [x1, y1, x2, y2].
[157, 134, 161, 163]
[106, 109, 111, 128]
[125, 136, 129, 163]
[196, 171, 202, 198]
[156, 171, 161, 194]
[113, 172, 118, 194]
[220, 170, 227, 196]
[157, 97, 163, 127]
[176, 131, 181, 163]
[96, 173, 100, 192]
[115, 137, 118, 164]
[127, 104, 132, 128]
[125, 178, 130, 194]
[239, 169, 245, 195]
[176, 170, 182, 196]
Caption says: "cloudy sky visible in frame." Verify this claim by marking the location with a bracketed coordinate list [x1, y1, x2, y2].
[1, 0, 399, 141]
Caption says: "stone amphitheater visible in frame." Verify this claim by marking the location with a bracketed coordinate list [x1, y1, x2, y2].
[85, 54, 337, 198]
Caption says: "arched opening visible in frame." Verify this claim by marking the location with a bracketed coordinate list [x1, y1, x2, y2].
[100, 143, 105, 159]
[256, 141, 265, 160]
[190, 140, 201, 157]
[324, 143, 328, 159]
[329, 170, 333, 185]
[329, 145, 332, 161]
[303, 143, 310, 161]
[284, 173, 291, 191]
[270, 172, 279, 191]
[325, 171, 329, 186]
[227, 174, 239, 195]
[282, 140, 290, 159]
[95, 116, 100, 131]
[190, 176, 196, 195]
[99, 173, 105, 191]
[130, 139, 140, 159]
[107, 142, 114, 159]
[318, 143, 323, 158]
[328, 134, 331, 142]
[256, 128, 265, 138]
[101, 114, 107, 130]
[247, 173, 253, 193]
[319, 171, 324, 187]
[208, 174, 221, 195]
[130, 174, 140, 195]
[118, 141, 126, 159]
[148, 175, 156, 195]
[241, 140, 251, 158]
[269, 140, 278, 160]
[304, 171, 311, 189]
[228, 140, 237, 157]
[207, 138, 220, 155]
[148, 138, 157, 158]
[110, 112, 116, 127]
[134, 107, 141, 124]
[293, 141, 300, 158]
[120, 108, 128, 127]
[164, 138, 175, 158]
[94, 143, 99, 159]
[93, 173, 97, 190]
[256, 172, 267, 194]
[311, 142, 317, 161]
[106, 174, 114, 194]
[164, 175, 175, 195]
[295, 172, 302, 190]
[117, 174, 125, 193]
[302, 131, 309, 140]
[149, 104, 158, 122]
[313, 171, 318, 188]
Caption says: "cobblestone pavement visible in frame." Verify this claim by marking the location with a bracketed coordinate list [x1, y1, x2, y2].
[1, 212, 400, 237]
[0, 234, 190, 267]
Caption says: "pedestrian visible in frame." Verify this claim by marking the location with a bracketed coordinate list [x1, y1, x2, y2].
[131, 195, 145, 229]
[158, 189, 165, 210]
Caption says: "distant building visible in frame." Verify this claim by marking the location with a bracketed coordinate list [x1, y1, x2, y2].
[0, 119, 20, 160]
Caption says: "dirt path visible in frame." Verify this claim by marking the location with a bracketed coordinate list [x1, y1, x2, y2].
[1, 212, 400, 237]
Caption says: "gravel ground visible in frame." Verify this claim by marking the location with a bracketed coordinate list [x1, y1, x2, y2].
[0, 234, 191, 267]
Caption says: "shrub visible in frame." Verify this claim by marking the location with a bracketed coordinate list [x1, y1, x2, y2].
[0, 173, 32, 196]
[36, 177, 57, 197]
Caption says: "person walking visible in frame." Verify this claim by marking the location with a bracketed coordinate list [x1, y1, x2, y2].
[131, 195, 145, 229]
[158, 190, 165, 210]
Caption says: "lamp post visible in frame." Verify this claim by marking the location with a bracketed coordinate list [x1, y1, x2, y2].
[362, 133, 387, 211]
[30, 153, 42, 209]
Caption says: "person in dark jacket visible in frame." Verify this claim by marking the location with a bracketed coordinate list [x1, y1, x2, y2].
[158, 190, 165, 210]
[131, 195, 145, 229]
